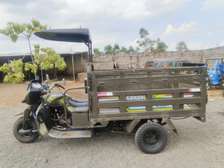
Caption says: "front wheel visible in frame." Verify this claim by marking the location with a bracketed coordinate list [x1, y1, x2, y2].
[135, 122, 168, 154]
[13, 117, 39, 143]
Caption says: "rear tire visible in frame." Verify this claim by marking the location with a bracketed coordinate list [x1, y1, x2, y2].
[135, 122, 168, 154]
[13, 117, 39, 143]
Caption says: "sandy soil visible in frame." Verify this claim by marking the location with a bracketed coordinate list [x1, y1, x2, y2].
[0, 82, 224, 168]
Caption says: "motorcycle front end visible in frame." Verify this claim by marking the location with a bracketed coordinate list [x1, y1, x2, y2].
[13, 81, 48, 143]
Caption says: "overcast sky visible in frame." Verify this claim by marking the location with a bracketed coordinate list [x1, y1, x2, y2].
[0, 0, 223, 54]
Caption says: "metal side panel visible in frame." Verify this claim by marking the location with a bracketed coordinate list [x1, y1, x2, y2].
[48, 129, 92, 139]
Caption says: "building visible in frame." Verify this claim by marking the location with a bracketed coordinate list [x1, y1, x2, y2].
[0, 52, 88, 82]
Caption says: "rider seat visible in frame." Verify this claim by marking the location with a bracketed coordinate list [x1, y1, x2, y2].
[68, 98, 88, 107]
[68, 98, 89, 112]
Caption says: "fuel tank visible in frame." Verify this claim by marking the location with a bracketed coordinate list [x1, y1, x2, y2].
[45, 93, 65, 105]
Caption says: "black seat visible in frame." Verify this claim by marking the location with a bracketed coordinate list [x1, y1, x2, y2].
[68, 98, 88, 107]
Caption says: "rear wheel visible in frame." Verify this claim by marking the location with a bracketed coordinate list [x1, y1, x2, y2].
[135, 122, 168, 154]
[13, 117, 39, 143]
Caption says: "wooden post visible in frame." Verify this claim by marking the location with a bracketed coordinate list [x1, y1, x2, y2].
[72, 53, 75, 80]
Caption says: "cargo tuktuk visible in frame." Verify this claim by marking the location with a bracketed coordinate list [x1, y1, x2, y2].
[13, 28, 207, 154]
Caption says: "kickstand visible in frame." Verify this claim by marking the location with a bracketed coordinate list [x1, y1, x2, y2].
[166, 119, 178, 135]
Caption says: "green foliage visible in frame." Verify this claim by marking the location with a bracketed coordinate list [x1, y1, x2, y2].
[3, 72, 24, 83]
[137, 28, 154, 52]
[24, 44, 42, 75]
[176, 41, 188, 52]
[97, 28, 169, 55]
[128, 46, 135, 53]
[154, 38, 168, 53]
[137, 28, 168, 53]
[0, 19, 47, 42]
[120, 46, 128, 53]
[0, 19, 47, 65]
[139, 28, 149, 38]
[0, 63, 9, 74]
[33, 44, 45, 68]
[93, 48, 101, 56]
[113, 44, 120, 54]
[0, 59, 24, 83]
[0, 22, 25, 42]
[101, 44, 138, 55]
[41, 47, 66, 71]
[25, 63, 37, 74]
[104, 45, 113, 54]
[23, 19, 47, 39]
[24, 46, 66, 77]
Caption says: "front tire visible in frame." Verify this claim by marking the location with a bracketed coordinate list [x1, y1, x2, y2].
[135, 122, 168, 154]
[13, 117, 39, 143]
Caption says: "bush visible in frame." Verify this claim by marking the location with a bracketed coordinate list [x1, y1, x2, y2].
[0, 59, 25, 83]
[3, 72, 24, 83]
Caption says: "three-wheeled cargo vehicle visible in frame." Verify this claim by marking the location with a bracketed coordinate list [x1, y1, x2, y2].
[13, 28, 207, 154]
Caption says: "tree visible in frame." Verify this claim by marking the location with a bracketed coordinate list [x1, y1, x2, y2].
[154, 38, 168, 53]
[113, 44, 120, 54]
[104, 45, 113, 54]
[137, 28, 154, 53]
[25, 46, 66, 79]
[139, 28, 149, 38]
[41, 47, 66, 79]
[25, 44, 43, 76]
[128, 46, 135, 54]
[120, 46, 128, 53]
[0, 59, 24, 83]
[93, 48, 101, 56]
[135, 47, 140, 53]
[0, 19, 47, 62]
[176, 41, 188, 52]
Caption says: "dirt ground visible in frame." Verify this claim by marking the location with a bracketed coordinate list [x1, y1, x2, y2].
[0, 80, 87, 107]
[0, 82, 224, 168]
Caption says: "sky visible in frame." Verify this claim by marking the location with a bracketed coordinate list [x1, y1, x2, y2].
[0, 0, 224, 54]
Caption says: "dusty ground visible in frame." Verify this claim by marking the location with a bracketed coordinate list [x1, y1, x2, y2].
[0, 81, 87, 107]
[0, 83, 224, 168]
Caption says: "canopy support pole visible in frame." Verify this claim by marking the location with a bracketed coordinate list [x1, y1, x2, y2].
[86, 42, 94, 71]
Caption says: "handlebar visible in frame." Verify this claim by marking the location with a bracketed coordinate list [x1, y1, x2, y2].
[27, 80, 67, 95]
[54, 83, 65, 90]
[28, 80, 87, 96]
[63, 87, 86, 95]
[47, 83, 65, 93]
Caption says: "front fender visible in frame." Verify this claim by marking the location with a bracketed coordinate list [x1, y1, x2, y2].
[15, 107, 32, 119]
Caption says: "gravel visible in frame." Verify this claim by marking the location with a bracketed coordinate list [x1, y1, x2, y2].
[0, 100, 224, 168]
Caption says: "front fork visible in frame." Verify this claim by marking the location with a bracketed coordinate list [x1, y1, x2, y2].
[21, 104, 48, 136]
[34, 104, 48, 136]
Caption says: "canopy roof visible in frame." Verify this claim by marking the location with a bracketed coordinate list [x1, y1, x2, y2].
[35, 28, 91, 43]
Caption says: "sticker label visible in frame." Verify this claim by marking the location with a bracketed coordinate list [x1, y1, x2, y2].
[126, 96, 146, 101]
[189, 88, 200, 92]
[97, 92, 113, 97]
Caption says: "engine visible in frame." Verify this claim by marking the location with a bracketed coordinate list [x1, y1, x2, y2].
[38, 105, 72, 129]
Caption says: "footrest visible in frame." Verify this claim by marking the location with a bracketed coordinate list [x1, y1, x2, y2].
[48, 129, 92, 139]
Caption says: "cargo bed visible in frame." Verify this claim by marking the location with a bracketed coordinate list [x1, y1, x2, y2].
[87, 66, 207, 123]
